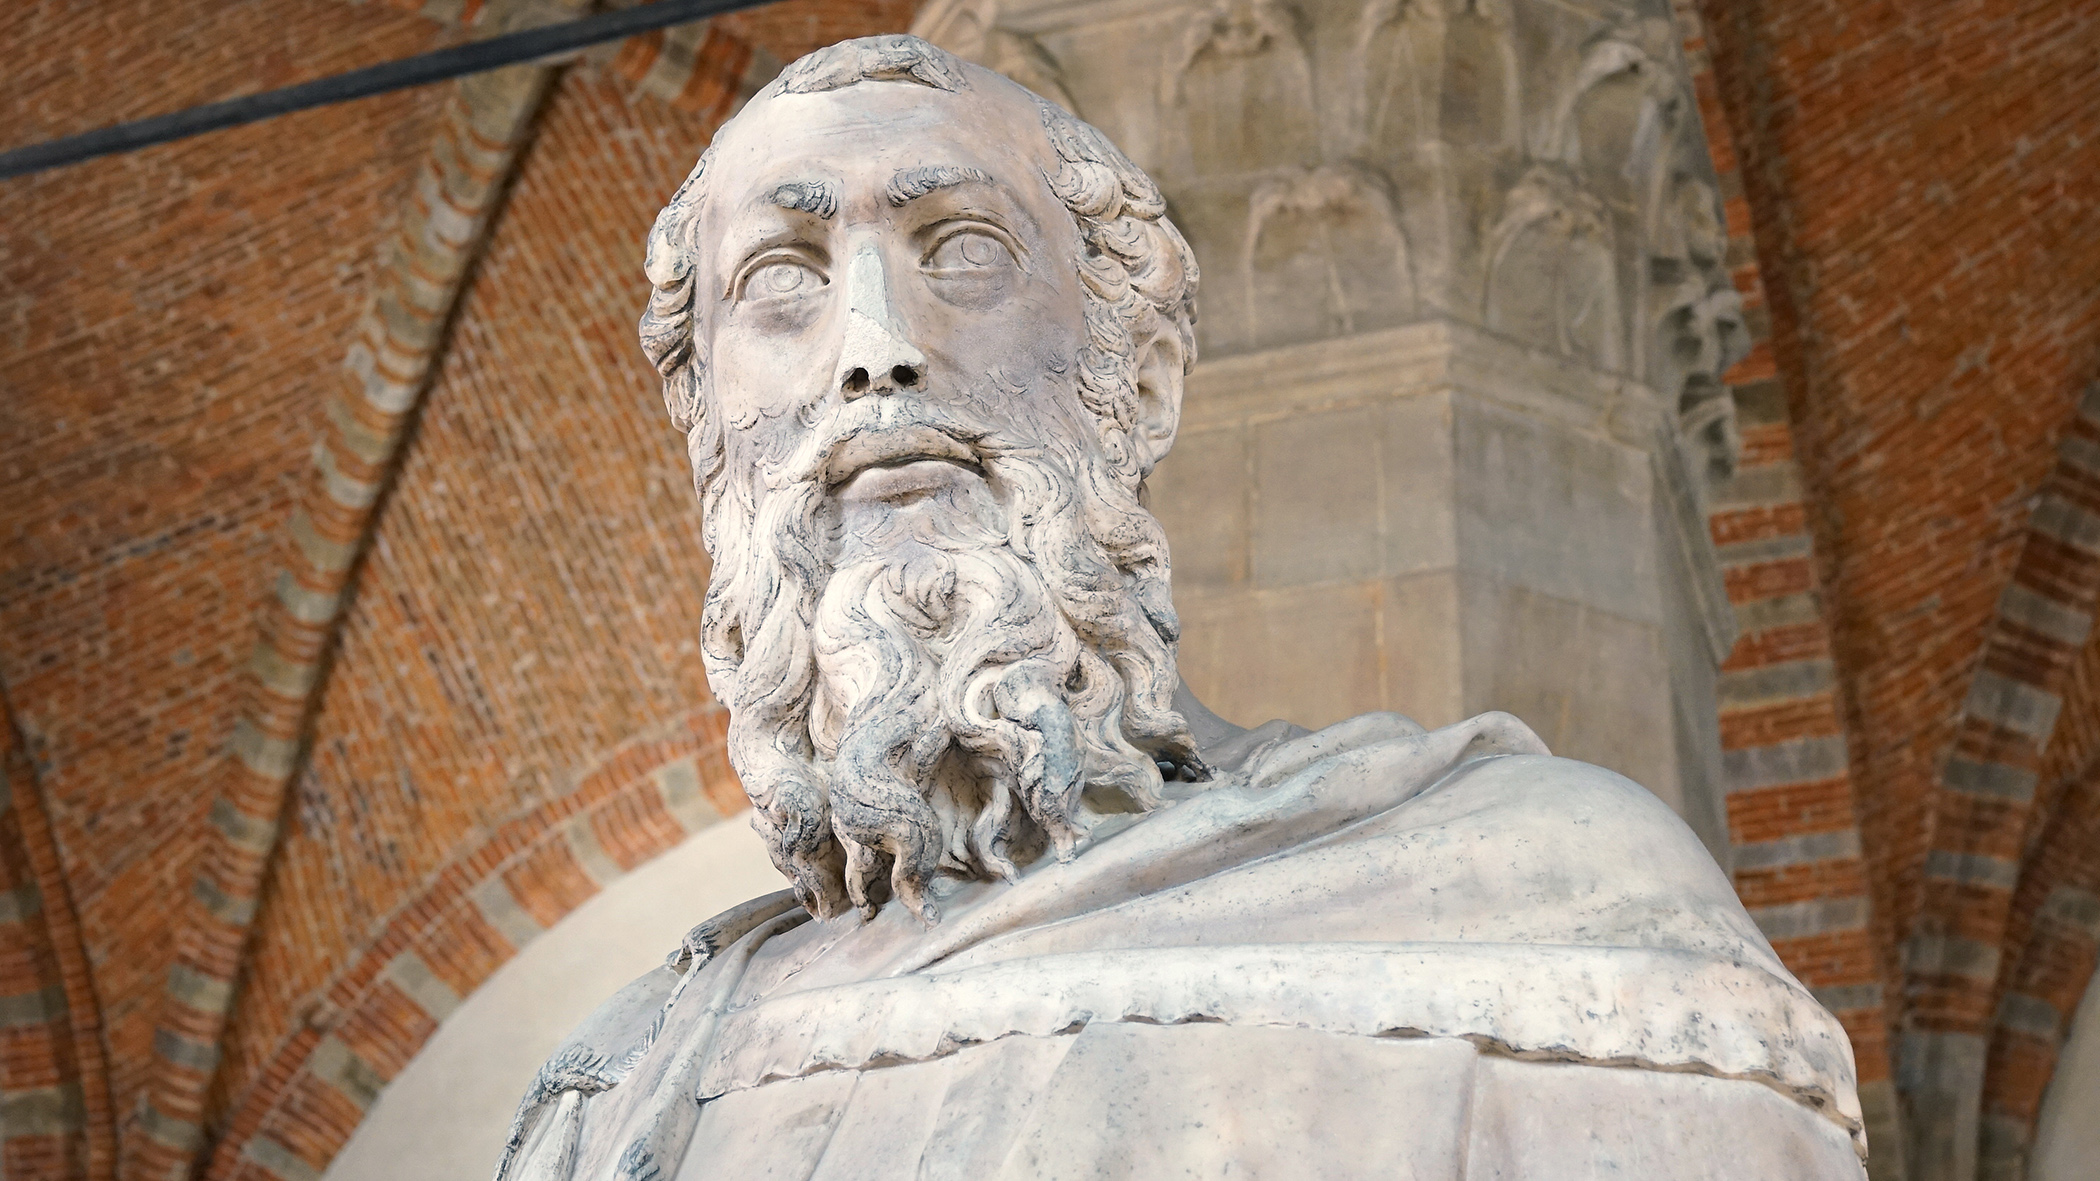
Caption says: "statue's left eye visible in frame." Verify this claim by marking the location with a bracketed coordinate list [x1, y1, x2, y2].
[928, 230, 1013, 271]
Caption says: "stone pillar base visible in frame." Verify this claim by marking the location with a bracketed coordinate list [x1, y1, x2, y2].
[1151, 319, 1734, 856]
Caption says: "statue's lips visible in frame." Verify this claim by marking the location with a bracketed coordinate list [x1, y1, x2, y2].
[823, 424, 984, 488]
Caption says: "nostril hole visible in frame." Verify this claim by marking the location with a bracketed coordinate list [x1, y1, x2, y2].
[843, 367, 870, 393]
[892, 365, 921, 388]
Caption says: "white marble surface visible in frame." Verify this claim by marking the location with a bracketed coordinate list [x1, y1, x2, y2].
[2032, 976, 2100, 1180]
[681, 1026, 1860, 1180]
[319, 819, 780, 1181]
[505, 708, 1866, 1180]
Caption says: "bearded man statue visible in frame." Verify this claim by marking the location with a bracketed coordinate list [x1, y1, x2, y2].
[496, 34, 1867, 1181]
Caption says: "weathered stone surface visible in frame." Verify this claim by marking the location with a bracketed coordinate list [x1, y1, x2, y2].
[491, 32, 1858, 1181]
[919, 0, 1746, 858]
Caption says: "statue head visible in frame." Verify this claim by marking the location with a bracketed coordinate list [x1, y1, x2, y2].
[640, 35, 1203, 923]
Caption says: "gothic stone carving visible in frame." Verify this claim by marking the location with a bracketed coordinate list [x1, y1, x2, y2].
[926, 0, 1747, 490]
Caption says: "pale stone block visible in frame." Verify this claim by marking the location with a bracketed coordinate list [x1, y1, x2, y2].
[1944, 756, 2039, 802]
[651, 758, 721, 833]
[1905, 934, 2001, 982]
[1815, 985, 1886, 1013]
[2040, 886, 2100, 937]
[245, 1136, 323, 1181]
[385, 952, 464, 1023]
[469, 878, 545, 952]
[1923, 849, 2021, 891]
[1997, 992, 2063, 1041]
[1723, 735, 1848, 794]
[1900, 1031, 1988, 1181]
[1733, 829, 1863, 872]
[1146, 423, 1249, 592]
[0, 1084, 81, 1137]
[1174, 582, 1385, 731]
[2001, 582, 2094, 646]
[1457, 576, 1676, 806]
[1962, 668, 2064, 741]
[1452, 395, 1660, 622]
[0, 984, 62, 1029]
[1859, 1078, 1908, 1181]
[1378, 571, 1466, 731]
[310, 1035, 386, 1110]
[1749, 897, 1871, 942]
[1378, 393, 1459, 577]
[1251, 406, 1385, 588]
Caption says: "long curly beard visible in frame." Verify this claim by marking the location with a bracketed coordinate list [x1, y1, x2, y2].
[699, 391, 1196, 923]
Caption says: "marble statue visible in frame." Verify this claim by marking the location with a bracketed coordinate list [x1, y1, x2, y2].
[496, 34, 1866, 1181]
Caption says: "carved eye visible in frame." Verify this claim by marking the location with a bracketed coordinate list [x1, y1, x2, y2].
[927, 229, 1014, 272]
[743, 259, 824, 299]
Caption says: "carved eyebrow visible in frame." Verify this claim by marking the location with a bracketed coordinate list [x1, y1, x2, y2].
[762, 180, 837, 219]
[886, 165, 997, 207]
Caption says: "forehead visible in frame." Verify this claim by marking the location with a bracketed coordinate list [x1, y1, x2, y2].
[699, 82, 1056, 219]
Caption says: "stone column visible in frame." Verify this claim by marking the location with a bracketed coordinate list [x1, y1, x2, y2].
[916, 0, 1746, 859]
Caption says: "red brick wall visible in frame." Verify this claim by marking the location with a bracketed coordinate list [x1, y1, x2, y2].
[11, 0, 2099, 1175]
[1672, 7, 1899, 1159]
[206, 717, 745, 1181]
[0, 0, 450, 1132]
[205, 59, 729, 1134]
[1984, 763, 2100, 1169]
[0, 714, 90, 1178]
[1698, 0, 2100, 987]
[713, 0, 916, 62]
[1698, 0, 2100, 1164]
[1, 1, 911, 1173]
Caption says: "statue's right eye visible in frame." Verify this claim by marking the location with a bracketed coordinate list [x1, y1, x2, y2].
[739, 258, 825, 300]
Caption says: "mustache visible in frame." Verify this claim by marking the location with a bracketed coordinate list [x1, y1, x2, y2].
[773, 394, 1047, 491]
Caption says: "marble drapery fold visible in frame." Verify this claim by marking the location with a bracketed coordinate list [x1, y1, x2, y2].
[502, 711, 1865, 1180]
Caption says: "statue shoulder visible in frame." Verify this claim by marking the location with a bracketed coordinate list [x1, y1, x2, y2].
[1231, 710, 1744, 920]
[494, 889, 804, 1180]
[491, 963, 674, 1180]
[1423, 749, 1760, 937]
[1243, 710, 1703, 863]
[1439, 750, 1709, 849]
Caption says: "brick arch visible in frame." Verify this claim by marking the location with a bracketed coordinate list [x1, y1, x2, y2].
[135, 17, 779, 1178]
[1977, 756, 2100, 1179]
[198, 705, 751, 1181]
[1900, 387, 2100, 1175]
[1669, 0, 1897, 1145]
[0, 701, 116, 1179]
[129, 42, 580, 1180]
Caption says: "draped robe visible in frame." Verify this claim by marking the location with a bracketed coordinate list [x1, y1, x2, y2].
[497, 711, 1867, 1181]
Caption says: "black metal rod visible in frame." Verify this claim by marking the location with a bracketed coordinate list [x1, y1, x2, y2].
[0, 0, 778, 181]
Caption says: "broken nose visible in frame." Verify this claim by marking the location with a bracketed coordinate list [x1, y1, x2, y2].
[836, 244, 928, 397]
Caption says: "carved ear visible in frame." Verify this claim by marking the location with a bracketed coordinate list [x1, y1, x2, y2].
[1131, 328, 1186, 476]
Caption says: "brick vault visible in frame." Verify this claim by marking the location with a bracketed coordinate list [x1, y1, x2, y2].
[1, 0, 2096, 1179]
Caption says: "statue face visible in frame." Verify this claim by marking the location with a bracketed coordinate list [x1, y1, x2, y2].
[694, 82, 1095, 510]
[647, 42, 1201, 922]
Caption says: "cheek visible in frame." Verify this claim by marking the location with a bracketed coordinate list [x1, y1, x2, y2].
[709, 302, 837, 424]
[939, 273, 1086, 369]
